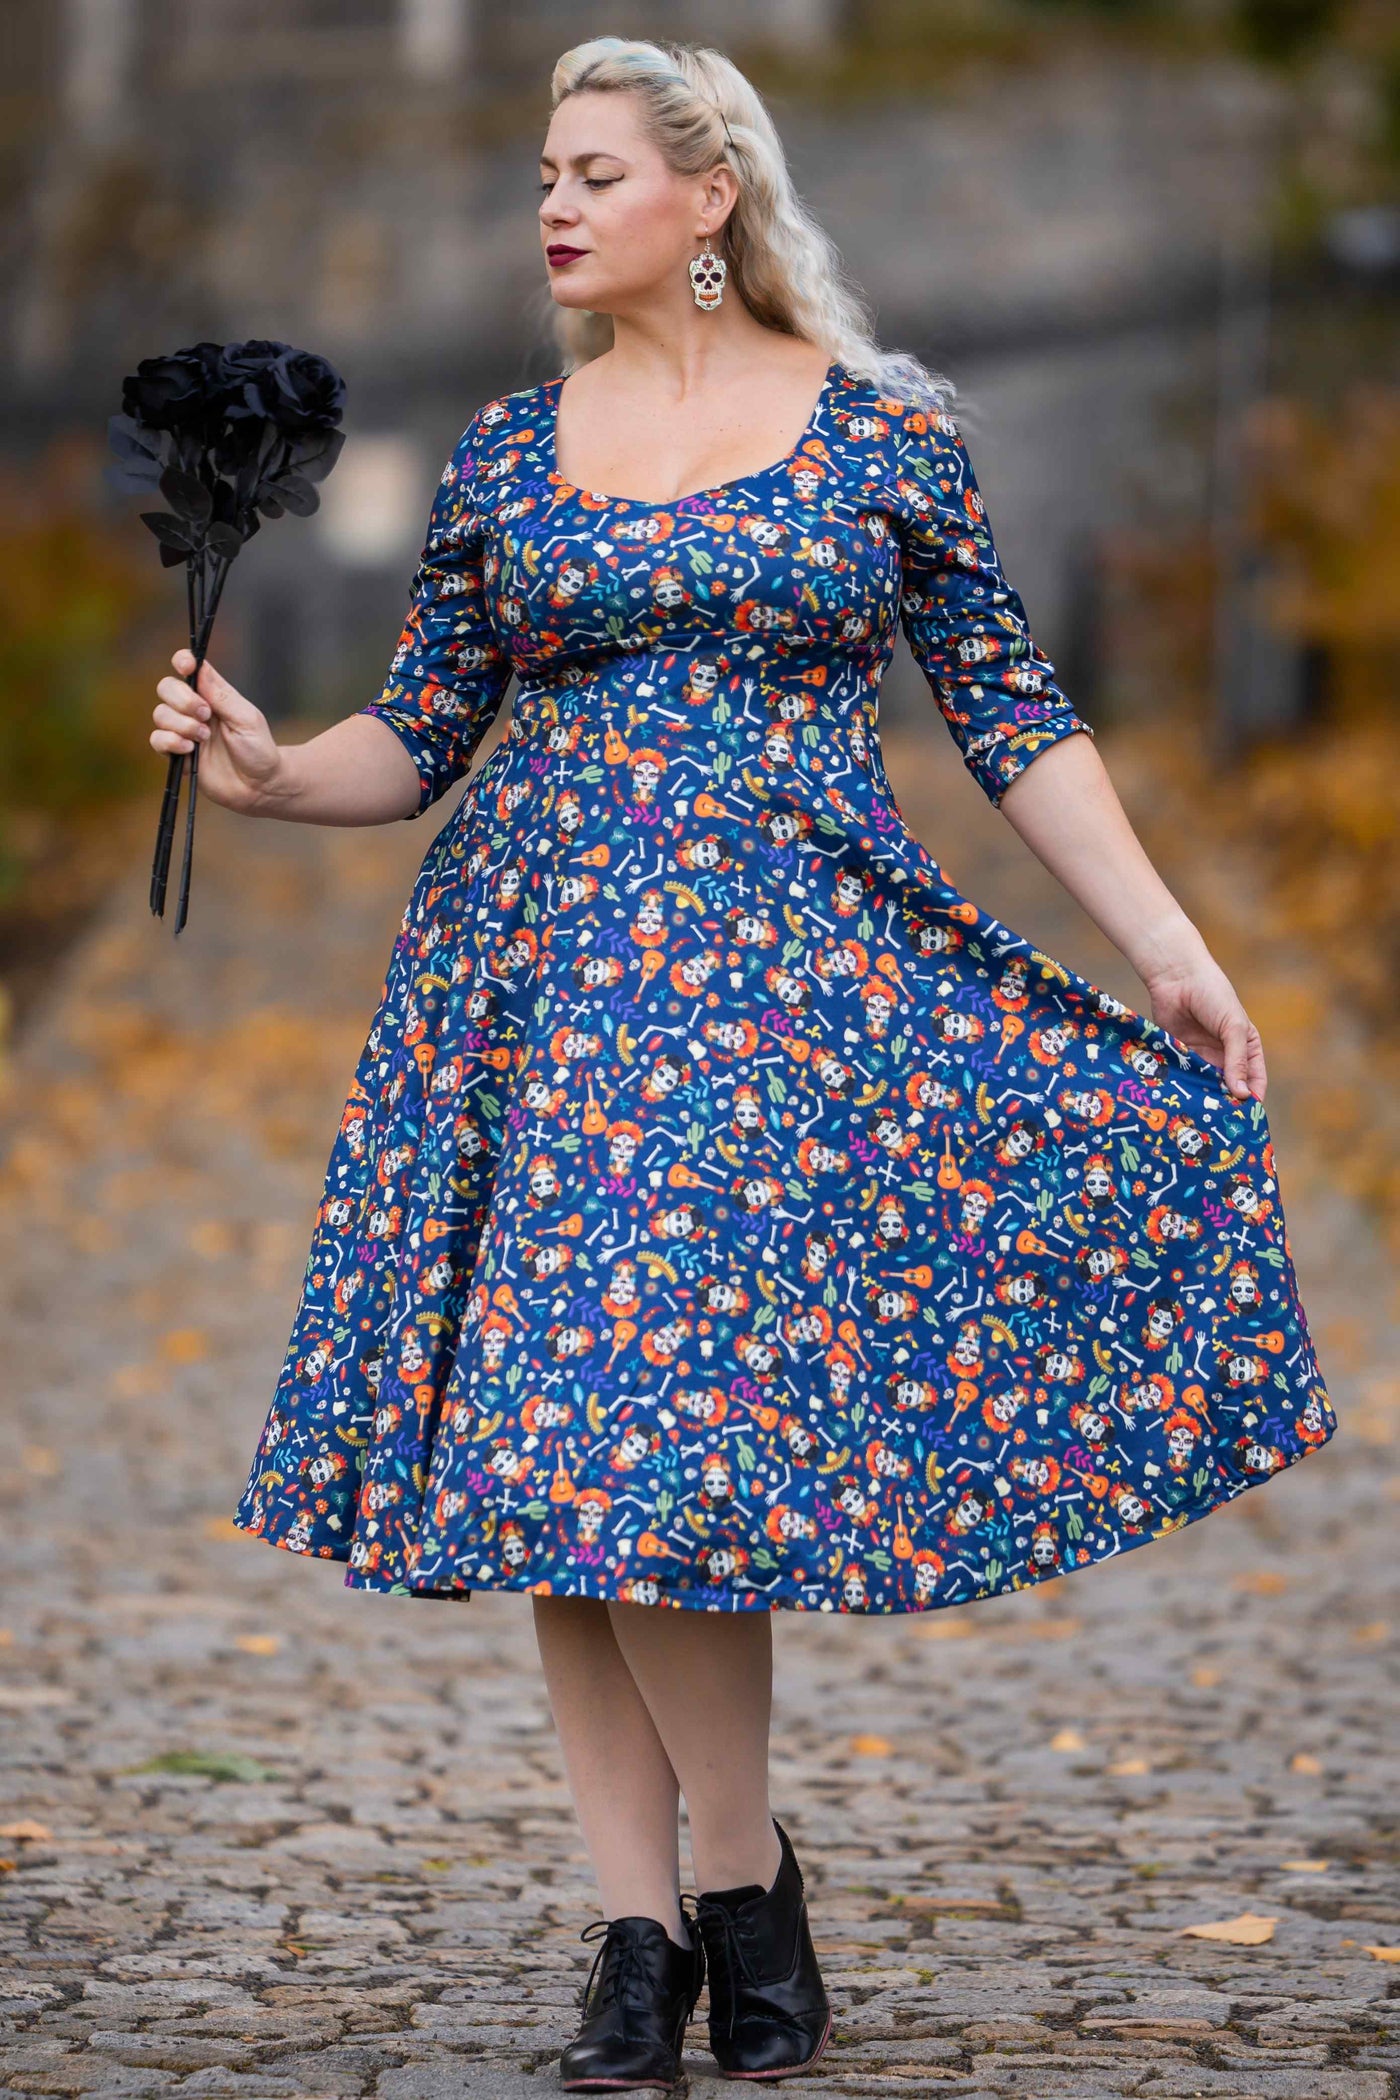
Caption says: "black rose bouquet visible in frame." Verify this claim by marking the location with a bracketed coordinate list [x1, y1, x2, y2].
[106, 340, 346, 933]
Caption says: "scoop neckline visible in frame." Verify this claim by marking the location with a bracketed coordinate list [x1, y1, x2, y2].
[540, 357, 841, 510]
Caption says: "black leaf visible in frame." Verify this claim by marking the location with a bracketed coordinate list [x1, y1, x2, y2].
[139, 510, 195, 550]
[294, 427, 347, 484]
[262, 471, 319, 517]
[205, 522, 245, 561]
[159, 465, 214, 525]
[105, 456, 164, 496]
[108, 412, 165, 465]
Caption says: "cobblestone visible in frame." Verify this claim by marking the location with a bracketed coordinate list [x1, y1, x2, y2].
[1, 734, 1397, 2098]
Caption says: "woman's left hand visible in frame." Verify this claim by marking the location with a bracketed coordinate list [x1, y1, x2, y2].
[1143, 952, 1266, 1103]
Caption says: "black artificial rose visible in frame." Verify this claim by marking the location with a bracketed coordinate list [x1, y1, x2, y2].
[272, 347, 346, 431]
[224, 342, 345, 435]
[112, 337, 346, 559]
[121, 342, 227, 433]
[215, 338, 289, 416]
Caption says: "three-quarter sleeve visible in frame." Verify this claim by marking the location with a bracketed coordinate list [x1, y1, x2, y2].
[893, 405, 1092, 806]
[357, 410, 513, 819]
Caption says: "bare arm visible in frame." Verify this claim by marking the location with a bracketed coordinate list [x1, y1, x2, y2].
[152, 648, 422, 826]
[998, 730, 1266, 1103]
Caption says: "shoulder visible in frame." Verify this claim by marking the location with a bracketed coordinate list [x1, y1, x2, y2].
[454, 381, 554, 489]
[825, 365, 969, 509]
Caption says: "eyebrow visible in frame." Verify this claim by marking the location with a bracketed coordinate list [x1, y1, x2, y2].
[539, 149, 628, 170]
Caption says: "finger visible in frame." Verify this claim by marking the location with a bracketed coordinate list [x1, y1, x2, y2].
[155, 678, 209, 724]
[1220, 1015, 1251, 1100]
[1246, 1023, 1267, 1104]
[152, 700, 209, 742]
[151, 723, 199, 755]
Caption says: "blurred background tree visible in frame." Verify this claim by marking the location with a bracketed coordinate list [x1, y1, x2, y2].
[0, 436, 163, 1029]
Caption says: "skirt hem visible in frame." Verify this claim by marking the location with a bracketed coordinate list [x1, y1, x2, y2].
[230, 1412, 1338, 1613]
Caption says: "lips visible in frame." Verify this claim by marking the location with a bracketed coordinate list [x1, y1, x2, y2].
[547, 246, 588, 265]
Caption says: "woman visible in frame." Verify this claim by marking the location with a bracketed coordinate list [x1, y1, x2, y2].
[151, 34, 1335, 2094]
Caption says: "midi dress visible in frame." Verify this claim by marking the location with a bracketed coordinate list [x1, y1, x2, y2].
[232, 356, 1337, 1612]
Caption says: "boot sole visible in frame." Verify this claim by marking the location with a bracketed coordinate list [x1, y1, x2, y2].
[560, 2077, 680, 2093]
[715, 2006, 834, 2081]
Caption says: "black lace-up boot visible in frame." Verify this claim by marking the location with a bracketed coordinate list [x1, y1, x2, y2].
[558, 1911, 705, 2091]
[694, 1818, 832, 2080]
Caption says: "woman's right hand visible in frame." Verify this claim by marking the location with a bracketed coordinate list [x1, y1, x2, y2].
[151, 650, 290, 815]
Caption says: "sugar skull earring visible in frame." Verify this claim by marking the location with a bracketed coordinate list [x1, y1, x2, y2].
[688, 237, 727, 311]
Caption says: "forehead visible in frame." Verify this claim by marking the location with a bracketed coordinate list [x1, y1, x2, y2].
[540, 89, 652, 165]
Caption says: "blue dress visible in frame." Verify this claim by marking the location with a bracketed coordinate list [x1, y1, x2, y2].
[232, 358, 1336, 1611]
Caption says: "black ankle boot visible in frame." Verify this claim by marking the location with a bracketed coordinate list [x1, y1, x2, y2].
[558, 1912, 705, 2091]
[694, 1818, 832, 2080]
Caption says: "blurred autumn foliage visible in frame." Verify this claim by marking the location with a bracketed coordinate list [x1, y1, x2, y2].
[1113, 380, 1400, 1252]
[0, 436, 163, 1036]
[1242, 383, 1400, 1028]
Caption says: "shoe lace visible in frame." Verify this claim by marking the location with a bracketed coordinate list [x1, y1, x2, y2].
[578, 1914, 705, 2024]
[578, 1918, 647, 2016]
[692, 1895, 753, 2039]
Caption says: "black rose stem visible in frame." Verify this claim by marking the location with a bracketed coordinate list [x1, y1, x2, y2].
[106, 340, 346, 934]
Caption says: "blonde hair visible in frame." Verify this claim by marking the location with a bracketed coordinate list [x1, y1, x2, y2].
[542, 34, 956, 414]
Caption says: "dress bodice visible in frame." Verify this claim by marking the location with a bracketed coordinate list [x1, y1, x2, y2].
[360, 358, 1092, 818]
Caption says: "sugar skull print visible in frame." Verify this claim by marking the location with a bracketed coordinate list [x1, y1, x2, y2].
[234, 359, 1335, 1612]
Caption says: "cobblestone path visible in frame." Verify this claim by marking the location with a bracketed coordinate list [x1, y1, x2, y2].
[2, 727, 1396, 2099]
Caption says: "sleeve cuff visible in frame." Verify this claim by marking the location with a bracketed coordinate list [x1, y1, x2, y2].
[357, 696, 443, 819]
[964, 708, 1094, 807]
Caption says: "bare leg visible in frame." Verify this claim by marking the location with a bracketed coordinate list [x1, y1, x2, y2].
[606, 1602, 783, 1896]
[531, 1594, 688, 1941]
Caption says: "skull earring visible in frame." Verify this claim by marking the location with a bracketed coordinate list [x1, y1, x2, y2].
[688, 237, 727, 311]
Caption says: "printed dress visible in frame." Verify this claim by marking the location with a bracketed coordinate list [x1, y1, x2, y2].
[232, 357, 1336, 1612]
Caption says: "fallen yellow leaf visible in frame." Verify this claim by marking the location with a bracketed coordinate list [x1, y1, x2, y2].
[1231, 1570, 1289, 1596]
[849, 1734, 891, 1757]
[1290, 1752, 1323, 1774]
[161, 1327, 210, 1364]
[0, 1820, 51, 1842]
[1050, 1728, 1086, 1753]
[1350, 1621, 1390, 1646]
[1108, 1757, 1152, 1776]
[1181, 1913, 1277, 1945]
[1362, 1945, 1400, 1963]
[911, 1617, 974, 1640]
[233, 1634, 280, 1657]
[1280, 1859, 1330, 1872]
[1190, 1665, 1222, 1688]
[202, 1517, 242, 1541]
[21, 1447, 60, 1479]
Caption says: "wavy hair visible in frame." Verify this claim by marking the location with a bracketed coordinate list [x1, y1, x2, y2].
[542, 34, 957, 413]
